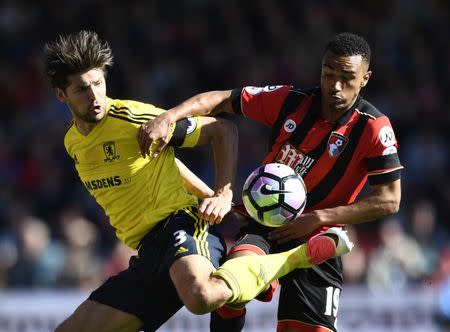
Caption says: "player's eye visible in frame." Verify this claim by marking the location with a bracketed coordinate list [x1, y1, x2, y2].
[342, 75, 354, 82]
[73, 87, 84, 93]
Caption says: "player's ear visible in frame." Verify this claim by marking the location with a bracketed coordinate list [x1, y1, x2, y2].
[361, 70, 372, 88]
[55, 88, 67, 103]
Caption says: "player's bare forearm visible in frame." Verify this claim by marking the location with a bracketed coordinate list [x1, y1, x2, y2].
[315, 179, 401, 227]
[210, 118, 237, 198]
[195, 116, 238, 224]
[269, 180, 401, 243]
[138, 91, 233, 157]
[175, 158, 214, 199]
[167, 90, 233, 120]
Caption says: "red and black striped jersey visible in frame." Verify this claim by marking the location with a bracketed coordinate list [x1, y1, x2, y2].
[231, 85, 403, 212]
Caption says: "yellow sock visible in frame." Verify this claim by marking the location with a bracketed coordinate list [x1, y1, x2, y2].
[213, 243, 311, 305]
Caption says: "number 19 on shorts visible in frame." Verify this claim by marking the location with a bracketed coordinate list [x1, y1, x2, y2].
[324, 286, 340, 318]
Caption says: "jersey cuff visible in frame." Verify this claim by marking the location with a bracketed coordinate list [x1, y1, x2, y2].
[368, 168, 402, 185]
[367, 153, 401, 172]
[169, 118, 189, 147]
[231, 88, 243, 115]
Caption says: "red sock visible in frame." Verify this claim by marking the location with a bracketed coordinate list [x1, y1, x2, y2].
[256, 279, 279, 302]
[215, 306, 246, 319]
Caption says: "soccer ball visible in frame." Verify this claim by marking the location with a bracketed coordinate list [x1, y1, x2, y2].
[242, 163, 307, 227]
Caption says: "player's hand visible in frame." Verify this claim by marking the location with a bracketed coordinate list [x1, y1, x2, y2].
[268, 212, 321, 244]
[138, 112, 173, 158]
[198, 191, 233, 225]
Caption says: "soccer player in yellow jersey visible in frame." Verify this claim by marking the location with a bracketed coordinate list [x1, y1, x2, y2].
[45, 30, 353, 332]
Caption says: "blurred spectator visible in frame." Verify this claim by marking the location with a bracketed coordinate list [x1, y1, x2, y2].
[103, 241, 136, 278]
[366, 217, 428, 291]
[342, 225, 367, 284]
[0, 235, 17, 288]
[57, 215, 103, 290]
[410, 199, 446, 275]
[436, 278, 450, 331]
[8, 216, 64, 288]
[434, 249, 450, 330]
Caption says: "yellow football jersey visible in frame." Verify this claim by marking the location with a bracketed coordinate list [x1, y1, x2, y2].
[64, 98, 201, 249]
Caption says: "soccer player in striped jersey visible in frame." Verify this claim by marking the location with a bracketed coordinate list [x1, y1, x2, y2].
[45, 31, 352, 332]
[139, 32, 402, 331]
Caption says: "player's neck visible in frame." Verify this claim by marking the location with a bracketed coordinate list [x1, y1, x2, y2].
[321, 97, 358, 123]
[321, 107, 347, 124]
[74, 119, 96, 136]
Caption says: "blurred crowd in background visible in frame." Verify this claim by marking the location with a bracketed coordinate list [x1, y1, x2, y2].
[0, 0, 449, 326]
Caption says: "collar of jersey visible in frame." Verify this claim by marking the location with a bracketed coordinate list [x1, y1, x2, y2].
[314, 89, 362, 126]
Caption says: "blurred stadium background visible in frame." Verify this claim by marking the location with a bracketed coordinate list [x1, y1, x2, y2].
[0, 1, 449, 331]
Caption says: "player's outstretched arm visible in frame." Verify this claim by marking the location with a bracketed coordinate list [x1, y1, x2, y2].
[138, 90, 233, 157]
[175, 158, 215, 199]
[269, 179, 401, 243]
[192, 116, 238, 224]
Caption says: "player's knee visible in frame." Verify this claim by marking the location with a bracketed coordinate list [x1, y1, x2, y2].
[183, 283, 216, 315]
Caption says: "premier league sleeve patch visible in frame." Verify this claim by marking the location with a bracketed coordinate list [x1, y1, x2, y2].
[186, 117, 197, 134]
[378, 126, 396, 147]
[169, 116, 201, 148]
[244, 86, 263, 96]
[328, 132, 349, 157]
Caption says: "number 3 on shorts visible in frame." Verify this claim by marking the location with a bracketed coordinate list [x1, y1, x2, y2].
[324, 286, 340, 317]
[173, 230, 187, 247]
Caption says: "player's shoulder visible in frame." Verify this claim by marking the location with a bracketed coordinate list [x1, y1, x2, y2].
[64, 120, 75, 138]
[63, 121, 76, 151]
[107, 97, 166, 117]
[287, 86, 320, 99]
[274, 86, 319, 111]
[108, 97, 145, 109]
[356, 97, 388, 122]
[357, 98, 397, 145]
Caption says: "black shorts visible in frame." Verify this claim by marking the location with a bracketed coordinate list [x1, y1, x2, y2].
[232, 219, 343, 332]
[89, 207, 226, 331]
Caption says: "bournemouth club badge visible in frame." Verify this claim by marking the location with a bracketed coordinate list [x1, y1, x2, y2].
[328, 132, 348, 157]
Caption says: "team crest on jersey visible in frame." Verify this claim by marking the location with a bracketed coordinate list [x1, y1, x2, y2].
[328, 132, 348, 157]
[275, 142, 315, 177]
[103, 141, 120, 163]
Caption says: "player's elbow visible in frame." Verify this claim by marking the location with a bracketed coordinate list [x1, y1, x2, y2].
[381, 193, 401, 216]
[183, 285, 217, 315]
[385, 199, 400, 215]
[372, 180, 402, 217]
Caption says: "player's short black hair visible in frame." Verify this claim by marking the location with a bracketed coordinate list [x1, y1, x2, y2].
[325, 32, 371, 65]
[43, 30, 113, 90]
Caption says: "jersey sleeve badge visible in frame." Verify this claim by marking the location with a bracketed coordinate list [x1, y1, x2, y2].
[186, 117, 197, 134]
[244, 86, 263, 95]
[378, 126, 396, 147]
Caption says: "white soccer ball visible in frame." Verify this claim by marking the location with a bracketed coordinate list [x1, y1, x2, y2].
[242, 163, 307, 227]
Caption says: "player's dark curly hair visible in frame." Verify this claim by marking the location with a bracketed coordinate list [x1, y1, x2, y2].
[325, 32, 371, 65]
[44, 30, 113, 90]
